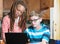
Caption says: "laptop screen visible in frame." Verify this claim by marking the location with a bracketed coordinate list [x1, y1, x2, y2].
[5, 33, 28, 44]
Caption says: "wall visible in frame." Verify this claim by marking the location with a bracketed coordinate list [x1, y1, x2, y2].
[53, 0, 60, 40]
[0, 0, 3, 20]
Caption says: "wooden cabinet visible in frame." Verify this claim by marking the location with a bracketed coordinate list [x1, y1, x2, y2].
[24, 0, 40, 19]
[3, 0, 14, 10]
[42, 9, 50, 20]
[3, 0, 53, 20]
[40, 0, 50, 10]
[0, 0, 3, 20]
[25, 0, 50, 20]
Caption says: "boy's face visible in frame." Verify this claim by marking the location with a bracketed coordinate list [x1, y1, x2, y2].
[30, 16, 42, 27]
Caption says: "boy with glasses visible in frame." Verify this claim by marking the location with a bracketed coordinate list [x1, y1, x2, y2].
[24, 11, 50, 44]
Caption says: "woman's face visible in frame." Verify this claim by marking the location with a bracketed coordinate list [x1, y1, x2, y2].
[15, 4, 25, 18]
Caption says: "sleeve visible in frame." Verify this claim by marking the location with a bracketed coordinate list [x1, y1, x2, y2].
[42, 29, 50, 42]
[2, 16, 10, 41]
[24, 28, 30, 39]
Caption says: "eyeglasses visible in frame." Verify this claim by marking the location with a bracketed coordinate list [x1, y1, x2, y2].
[30, 18, 39, 23]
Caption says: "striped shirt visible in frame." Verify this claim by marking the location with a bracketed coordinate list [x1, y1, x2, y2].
[24, 24, 50, 44]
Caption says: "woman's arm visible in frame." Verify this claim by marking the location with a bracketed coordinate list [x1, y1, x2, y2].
[2, 16, 10, 42]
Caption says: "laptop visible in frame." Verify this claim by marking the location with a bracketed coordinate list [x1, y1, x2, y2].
[5, 33, 28, 44]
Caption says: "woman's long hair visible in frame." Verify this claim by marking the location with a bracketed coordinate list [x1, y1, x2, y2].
[8, 0, 27, 31]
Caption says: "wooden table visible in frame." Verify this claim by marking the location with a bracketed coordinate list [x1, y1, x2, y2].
[0, 40, 5, 44]
[0, 40, 30, 44]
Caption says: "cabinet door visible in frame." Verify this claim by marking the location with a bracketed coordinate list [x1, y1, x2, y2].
[3, 0, 14, 10]
[40, 0, 50, 10]
[24, 0, 40, 19]
[0, 0, 3, 20]
[40, 0, 50, 20]
[3, 0, 51, 20]
[42, 9, 50, 20]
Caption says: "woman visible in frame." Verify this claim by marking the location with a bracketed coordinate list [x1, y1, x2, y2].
[2, 0, 27, 42]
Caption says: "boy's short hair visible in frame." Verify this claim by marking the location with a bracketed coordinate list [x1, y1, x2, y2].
[29, 11, 42, 17]
[29, 10, 48, 18]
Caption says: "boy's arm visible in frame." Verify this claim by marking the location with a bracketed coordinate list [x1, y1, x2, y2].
[42, 29, 50, 44]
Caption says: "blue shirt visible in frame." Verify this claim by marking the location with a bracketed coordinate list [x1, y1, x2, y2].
[24, 24, 50, 43]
